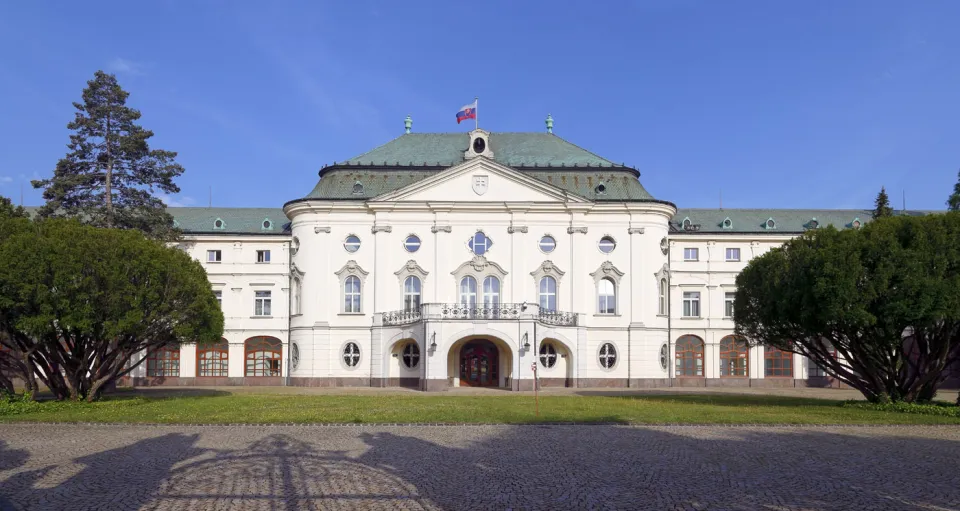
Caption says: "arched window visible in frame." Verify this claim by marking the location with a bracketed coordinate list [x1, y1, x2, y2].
[403, 276, 421, 312]
[764, 346, 793, 377]
[401, 342, 420, 369]
[675, 335, 704, 377]
[659, 278, 667, 315]
[245, 337, 282, 376]
[460, 276, 477, 306]
[344, 275, 361, 313]
[292, 277, 302, 315]
[598, 278, 616, 314]
[719, 336, 748, 377]
[482, 276, 500, 307]
[539, 276, 557, 311]
[197, 339, 229, 377]
[146, 346, 180, 377]
[539, 343, 557, 368]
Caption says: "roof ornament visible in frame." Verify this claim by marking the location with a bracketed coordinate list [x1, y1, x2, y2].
[404, 115, 412, 134]
[546, 113, 554, 134]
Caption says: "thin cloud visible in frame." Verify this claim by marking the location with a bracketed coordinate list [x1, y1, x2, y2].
[0, 176, 12, 185]
[158, 193, 195, 208]
[108, 57, 146, 76]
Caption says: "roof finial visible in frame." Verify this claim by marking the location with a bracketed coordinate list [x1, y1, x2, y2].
[545, 113, 554, 134]
[404, 115, 412, 134]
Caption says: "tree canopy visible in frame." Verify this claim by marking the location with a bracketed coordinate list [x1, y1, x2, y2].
[873, 186, 893, 219]
[948, 169, 960, 212]
[0, 219, 222, 400]
[32, 71, 184, 240]
[734, 213, 960, 403]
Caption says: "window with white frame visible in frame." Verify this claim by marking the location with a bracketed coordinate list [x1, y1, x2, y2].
[682, 291, 700, 318]
[343, 342, 361, 368]
[724, 292, 735, 318]
[254, 290, 272, 316]
[658, 278, 667, 315]
[597, 278, 616, 314]
[539, 343, 557, 368]
[292, 277, 302, 315]
[214, 290, 222, 307]
[539, 276, 557, 311]
[468, 231, 492, 255]
[404, 234, 421, 253]
[725, 247, 740, 262]
[459, 276, 477, 306]
[207, 250, 222, 263]
[403, 276, 421, 312]
[344, 276, 362, 313]
[683, 248, 699, 261]
[482, 276, 500, 307]
[598, 343, 617, 369]
[256, 250, 271, 263]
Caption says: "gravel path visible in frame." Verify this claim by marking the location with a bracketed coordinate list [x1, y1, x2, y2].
[1, 423, 958, 510]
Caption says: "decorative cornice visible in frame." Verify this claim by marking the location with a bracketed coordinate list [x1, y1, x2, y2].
[431, 225, 452, 234]
[314, 226, 331, 234]
[372, 225, 393, 234]
[394, 259, 429, 282]
[628, 227, 645, 235]
[507, 225, 529, 234]
[451, 255, 509, 279]
[334, 260, 370, 280]
[291, 262, 305, 279]
[567, 226, 588, 234]
[530, 260, 565, 284]
[590, 261, 626, 284]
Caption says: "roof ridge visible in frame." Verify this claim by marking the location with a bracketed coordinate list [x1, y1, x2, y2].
[541, 133, 617, 166]
[342, 133, 409, 164]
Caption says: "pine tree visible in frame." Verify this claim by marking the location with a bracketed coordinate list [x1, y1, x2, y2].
[32, 71, 183, 239]
[873, 186, 894, 219]
[947, 169, 960, 212]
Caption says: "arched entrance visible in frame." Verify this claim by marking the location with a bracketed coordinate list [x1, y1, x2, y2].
[458, 339, 499, 387]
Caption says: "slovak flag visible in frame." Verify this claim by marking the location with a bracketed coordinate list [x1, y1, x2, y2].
[456, 100, 477, 124]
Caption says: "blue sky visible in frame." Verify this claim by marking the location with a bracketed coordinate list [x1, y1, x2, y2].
[1, 1, 958, 210]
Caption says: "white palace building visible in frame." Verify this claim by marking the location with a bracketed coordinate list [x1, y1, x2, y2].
[129, 119, 883, 390]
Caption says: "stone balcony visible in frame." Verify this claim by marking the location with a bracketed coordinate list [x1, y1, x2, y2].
[376, 303, 579, 327]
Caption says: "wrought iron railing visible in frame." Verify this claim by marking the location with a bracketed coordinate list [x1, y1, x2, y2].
[538, 309, 578, 327]
[382, 309, 422, 326]
[439, 303, 523, 320]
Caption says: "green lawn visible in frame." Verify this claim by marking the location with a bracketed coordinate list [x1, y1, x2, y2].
[3, 392, 960, 425]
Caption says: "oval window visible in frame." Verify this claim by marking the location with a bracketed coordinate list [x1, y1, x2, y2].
[598, 236, 616, 254]
[344, 235, 361, 253]
[404, 235, 421, 253]
[539, 235, 556, 253]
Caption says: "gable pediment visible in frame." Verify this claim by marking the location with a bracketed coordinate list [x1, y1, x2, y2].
[371, 157, 588, 203]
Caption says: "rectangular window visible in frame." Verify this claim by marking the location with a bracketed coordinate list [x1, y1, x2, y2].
[682, 291, 700, 318]
[683, 248, 699, 261]
[207, 250, 222, 263]
[256, 250, 271, 263]
[214, 290, 222, 307]
[725, 247, 740, 261]
[724, 292, 735, 318]
[254, 291, 272, 316]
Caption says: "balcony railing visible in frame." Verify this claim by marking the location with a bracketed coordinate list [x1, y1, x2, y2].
[382, 309, 422, 326]
[439, 303, 523, 320]
[538, 309, 578, 327]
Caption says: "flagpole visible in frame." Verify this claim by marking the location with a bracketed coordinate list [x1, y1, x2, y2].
[475, 96, 479, 130]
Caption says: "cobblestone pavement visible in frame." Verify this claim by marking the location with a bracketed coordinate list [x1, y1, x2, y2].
[1, 424, 958, 510]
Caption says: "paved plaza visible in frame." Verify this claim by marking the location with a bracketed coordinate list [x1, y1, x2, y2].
[1, 423, 958, 510]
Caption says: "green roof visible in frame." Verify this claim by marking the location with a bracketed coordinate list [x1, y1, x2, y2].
[169, 207, 289, 234]
[342, 132, 619, 167]
[670, 208, 936, 234]
[303, 169, 655, 201]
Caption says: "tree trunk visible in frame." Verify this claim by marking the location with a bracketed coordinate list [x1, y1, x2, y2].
[104, 112, 113, 229]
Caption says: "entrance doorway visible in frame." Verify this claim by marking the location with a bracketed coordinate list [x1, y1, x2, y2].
[459, 339, 499, 387]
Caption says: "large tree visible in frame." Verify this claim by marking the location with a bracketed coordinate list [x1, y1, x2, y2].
[734, 213, 960, 403]
[947, 169, 960, 212]
[873, 186, 893, 219]
[32, 71, 183, 240]
[0, 219, 222, 401]
[0, 196, 27, 219]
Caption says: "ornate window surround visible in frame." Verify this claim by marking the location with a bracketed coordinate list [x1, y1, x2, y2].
[654, 264, 669, 317]
[335, 260, 370, 314]
[451, 255, 508, 297]
[590, 261, 625, 316]
[291, 263, 305, 316]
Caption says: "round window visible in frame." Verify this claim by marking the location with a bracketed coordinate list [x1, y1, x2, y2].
[599, 343, 617, 369]
[404, 235, 421, 253]
[598, 236, 616, 254]
[659, 343, 668, 371]
[292, 343, 301, 371]
[262, 220, 272, 229]
[401, 342, 420, 368]
[291, 236, 300, 256]
[539, 343, 557, 368]
[343, 342, 361, 367]
[539, 235, 556, 253]
[344, 235, 361, 253]
[468, 231, 492, 255]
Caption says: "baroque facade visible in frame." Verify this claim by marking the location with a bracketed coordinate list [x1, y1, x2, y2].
[130, 127, 880, 390]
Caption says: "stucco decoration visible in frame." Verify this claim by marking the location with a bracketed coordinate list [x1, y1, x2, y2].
[334, 260, 370, 283]
[654, 263, 670, 284]
[394, 259, 429, 283]
[371, 225, 393, 234]
[431, 225, 452, 233]
[590, 261, 625, 286]
[530, 260, 566, 286]
[628, 227, 645, 235]
[451, 255, 508, 283]
[567, 226, 588, 234]
[660, 236, 669, 254]
[507, 225, 529, 234]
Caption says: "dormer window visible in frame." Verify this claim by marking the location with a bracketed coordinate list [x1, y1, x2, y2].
[464, 129, 493, 160]
[352, 181, 364, 195]
[806, 218, 819, 230]
[261, 219, 273, 230]
[213, 218, 225, 230]
[851, 218, 862, 229]
[721, 217, 733, 230]
[681, 217, 692, 231]
[595, 182, 606, 194]
[764, 218, 776, 230]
